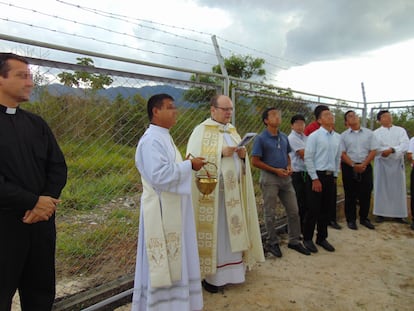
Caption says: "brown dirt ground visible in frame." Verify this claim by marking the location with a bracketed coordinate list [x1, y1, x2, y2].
[117, 217, 414, 311]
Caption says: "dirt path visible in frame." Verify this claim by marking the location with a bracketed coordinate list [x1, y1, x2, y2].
[117, 220, 414, 311]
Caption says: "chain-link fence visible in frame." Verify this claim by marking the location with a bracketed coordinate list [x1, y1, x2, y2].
[13, 57, 370, 308]
[367, 100, 414, 136]
[10, 53, 223, 309]
[3, 36, 414, 309]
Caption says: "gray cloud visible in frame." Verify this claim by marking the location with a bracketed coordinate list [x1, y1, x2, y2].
[195, 0, 414, 65]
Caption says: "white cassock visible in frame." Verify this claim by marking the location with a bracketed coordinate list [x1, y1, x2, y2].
[132, 124, 203, 311]
[373, 125, 409, 218]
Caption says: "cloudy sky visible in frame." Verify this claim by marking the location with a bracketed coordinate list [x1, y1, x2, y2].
[1, 0, 414, 102]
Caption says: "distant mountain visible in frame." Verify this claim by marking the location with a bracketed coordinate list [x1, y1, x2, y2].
[34, 84, 192, 106]
[97, 85, 188, 102]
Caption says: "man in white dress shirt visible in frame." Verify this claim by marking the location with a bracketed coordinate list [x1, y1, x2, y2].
[288, 114, 308, 233]
[303, 107, 341, 253]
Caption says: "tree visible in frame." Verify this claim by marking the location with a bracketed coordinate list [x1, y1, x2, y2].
[58, 57, 113, 91]
[183, 54, 266, 104]
[212, 54, 265, 81]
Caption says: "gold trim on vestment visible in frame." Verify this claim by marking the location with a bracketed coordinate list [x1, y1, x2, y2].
[187, 119, 265, 278]
[141, 144, 183, 288]
[195, 125, 249, 276]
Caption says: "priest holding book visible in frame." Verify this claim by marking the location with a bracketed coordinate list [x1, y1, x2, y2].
[187, 95, 264, 294]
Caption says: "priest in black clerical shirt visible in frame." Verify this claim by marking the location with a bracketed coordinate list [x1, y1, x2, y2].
[0, 53, 67, 310]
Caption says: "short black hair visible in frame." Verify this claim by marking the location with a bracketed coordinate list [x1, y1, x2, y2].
[314, 105, 329, 120]
[0, 53, 29, 78]
[147, 93, 174, 121]
[290, 114, 305, 124]
[262, 107, 279, 125]
[376, 110, 389, 121]
[344, 110, 355, 121]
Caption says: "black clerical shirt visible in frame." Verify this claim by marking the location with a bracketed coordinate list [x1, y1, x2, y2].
[0, 105, 67, 216]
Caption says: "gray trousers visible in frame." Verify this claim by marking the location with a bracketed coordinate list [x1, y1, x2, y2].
[260, 170, 301, 246]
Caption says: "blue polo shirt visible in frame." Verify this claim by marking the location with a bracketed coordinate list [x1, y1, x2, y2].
[252, 129, 291, 168]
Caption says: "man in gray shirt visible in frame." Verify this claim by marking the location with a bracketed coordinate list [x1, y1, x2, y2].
[340, 110, 378, 230]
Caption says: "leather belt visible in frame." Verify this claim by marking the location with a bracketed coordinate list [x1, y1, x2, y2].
[316, 170, 334, 175]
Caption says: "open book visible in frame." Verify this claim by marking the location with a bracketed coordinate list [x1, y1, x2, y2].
[237, 132, 257, 147]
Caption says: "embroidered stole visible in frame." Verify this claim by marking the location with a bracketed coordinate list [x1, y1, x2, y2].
[142, 143, 182, 288]
[196, 125, 249, 276]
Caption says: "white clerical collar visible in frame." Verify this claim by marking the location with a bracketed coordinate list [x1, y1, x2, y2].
[6, 107, 17, 114]
[0, 104, 18, 115]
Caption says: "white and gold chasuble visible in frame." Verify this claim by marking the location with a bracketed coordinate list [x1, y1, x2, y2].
[187, 119, 264, 277]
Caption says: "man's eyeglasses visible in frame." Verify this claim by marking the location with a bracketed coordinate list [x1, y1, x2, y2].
[214, 106, 233, 112]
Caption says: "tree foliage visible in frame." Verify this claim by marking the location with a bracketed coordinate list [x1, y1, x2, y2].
[212, 54, 266, 80]
[58, 57, 113, 91]
[183, 54, 266, 104]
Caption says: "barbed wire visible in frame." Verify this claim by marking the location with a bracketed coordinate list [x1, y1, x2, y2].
[55, 0, 300, 69]
[0, 1, 218, 60]
[1, 0, 301, 79]
[56, 0, 217, 49]
[0, 18, 218, 67]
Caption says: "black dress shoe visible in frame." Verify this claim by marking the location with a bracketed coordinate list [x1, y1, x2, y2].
[329, 221, 342, 230]
[202, 280, 219, 293]
[360, 219, 375, 229]
[375, 216, 385, 223]
[268, 244, 282, 257]
[347, 221, 358, 230]
[288, 243, 311, 255]
[303, 240, 318, 253]
[316, 239, 335, 252]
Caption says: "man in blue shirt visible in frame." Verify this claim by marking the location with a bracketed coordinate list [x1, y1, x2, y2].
[252, 108, 310, 258]
[303, 107, 341, 253]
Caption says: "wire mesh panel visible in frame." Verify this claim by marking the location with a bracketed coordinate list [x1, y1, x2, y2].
[16, 57, 222, 304]
[367, 101, 414, 135]
[231, 87, 364, 229]
[4, 43, 413, 310]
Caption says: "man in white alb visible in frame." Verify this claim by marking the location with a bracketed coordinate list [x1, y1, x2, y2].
[132, 93, 205, 311]
[373, 110, 409, 223]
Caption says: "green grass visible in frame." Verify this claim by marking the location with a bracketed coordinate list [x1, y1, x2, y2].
[56, 207, 139, 276]
[59, 138, 138, 210]
[53, 137, 141, 276]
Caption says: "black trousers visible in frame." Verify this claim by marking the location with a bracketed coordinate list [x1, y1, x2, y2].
[303, 172, 335, 242]
[341, 162, 373, 222]
[329, 185, 338, 222]
[0, 211, 56, 311]
[291, 171, 307, 232]
[411, 168, 414, 221]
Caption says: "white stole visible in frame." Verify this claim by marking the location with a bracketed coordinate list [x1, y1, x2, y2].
[141, 143, 182, 288]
